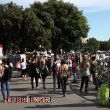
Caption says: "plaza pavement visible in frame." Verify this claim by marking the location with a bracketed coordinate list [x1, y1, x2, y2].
[0, 71, 110, 110]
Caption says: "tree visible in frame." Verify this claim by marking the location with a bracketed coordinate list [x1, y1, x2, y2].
[87, 38, 100, 52]
[19, 8, 43, 52]
[106, 39, 110, 50]
[0, 2, 23, 53]
[30, 2, 54, 51]
[44, 0, 89, 53]
[100, 39, 110, 51]
[99, 41, 107, 50]
[0, 0, 89, 54]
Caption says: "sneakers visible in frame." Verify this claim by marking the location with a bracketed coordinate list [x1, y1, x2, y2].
[36, 86, 39, 89]
[2, 99, 7, 103]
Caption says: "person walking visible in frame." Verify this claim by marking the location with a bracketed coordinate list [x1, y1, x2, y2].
[39, 60, 48, 89]
[72, 58, 77, 83]
[90, 56, 99, 91]
[80, 55, 90, 93]
[1, 59, 12, 102]
[21, 58, 27, 80]
[52, 58, 59, 92]
[58, 59, 68, 97]
[29, 58, 40, 89]
[67, 57, 72, 76]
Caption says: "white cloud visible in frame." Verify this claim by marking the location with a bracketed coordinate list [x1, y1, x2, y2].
[65, 0, 110, 8]
[65, 0, 97, 7]
[64, 0, 110, 13]
[1, 0, 110, 12]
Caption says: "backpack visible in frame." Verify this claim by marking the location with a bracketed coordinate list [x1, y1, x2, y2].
[52, 63, 58, 73]
[2, 67, 12, 81]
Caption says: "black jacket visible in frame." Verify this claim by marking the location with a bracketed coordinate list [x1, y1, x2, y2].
[29, 63, 40, 77]
[2, 66, 12, 81]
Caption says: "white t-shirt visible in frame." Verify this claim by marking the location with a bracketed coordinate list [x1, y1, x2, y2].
[57, 62, 61, 68]
[67, 59, 72, 67]
[21, 62, 26, 70]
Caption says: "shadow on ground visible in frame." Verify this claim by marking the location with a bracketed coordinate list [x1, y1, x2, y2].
[24, 103, 109, 109]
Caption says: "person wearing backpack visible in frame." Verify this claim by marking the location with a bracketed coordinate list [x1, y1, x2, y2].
[52, 58, 59, 92]
[1, 58, 12, 102]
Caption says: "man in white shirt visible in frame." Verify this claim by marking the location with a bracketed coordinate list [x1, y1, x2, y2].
[21, 58, 27, 80]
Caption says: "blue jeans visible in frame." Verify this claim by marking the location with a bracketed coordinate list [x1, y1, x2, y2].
[1, 81, 9, 100]
[68, 67, 73, 76]
[72, 69, 77, 82]
[60, 76, 67, 95]
[80, 76, 89, 93]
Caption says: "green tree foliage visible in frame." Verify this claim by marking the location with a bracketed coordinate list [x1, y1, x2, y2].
[44, 0, 89, 53]
[0, 0, 89, 54]
[99, 39, 110, 51]
[0, 2, 23, 53]
[106, 39, 110, 50]
[30, 2, 54, 50]
[87, 38, 100, 52]
[20, 8, 43, 52]
[99, 41, 107, 50]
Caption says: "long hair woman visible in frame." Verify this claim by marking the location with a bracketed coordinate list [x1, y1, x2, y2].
[39, 59, 48, 89]
[80, 55, 90, 93]
[59, 59, 68, 97]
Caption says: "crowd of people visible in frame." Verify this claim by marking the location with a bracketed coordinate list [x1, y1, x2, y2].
[0, 51, 110, 102]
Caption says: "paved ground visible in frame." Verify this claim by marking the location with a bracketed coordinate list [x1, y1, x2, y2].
[0, 71, 110, 110]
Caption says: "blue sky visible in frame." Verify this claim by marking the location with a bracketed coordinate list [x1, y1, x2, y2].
[0, 0, 110, 41]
